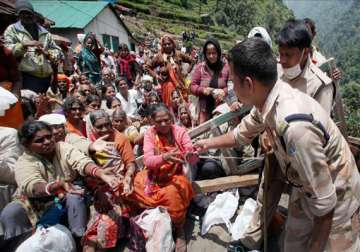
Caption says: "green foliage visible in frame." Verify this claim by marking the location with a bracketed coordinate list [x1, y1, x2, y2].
[118, 0, 293, 49]
[341, 82, 360, 137]
[286, 0, 360, 136]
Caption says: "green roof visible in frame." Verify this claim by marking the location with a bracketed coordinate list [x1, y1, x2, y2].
[31, 0, 108, 29]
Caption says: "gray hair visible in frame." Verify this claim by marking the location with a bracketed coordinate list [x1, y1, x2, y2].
[89, 109, 110, 125]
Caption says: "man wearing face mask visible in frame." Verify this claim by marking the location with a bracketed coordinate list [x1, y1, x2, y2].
[277, 19, 334, 115]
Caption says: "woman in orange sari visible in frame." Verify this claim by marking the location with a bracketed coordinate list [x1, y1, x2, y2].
[127, 103, 198, 252]
[82, 109, 137, 251]
[145, 35, 193, 102]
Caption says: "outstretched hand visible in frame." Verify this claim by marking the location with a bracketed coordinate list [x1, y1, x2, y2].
[90, 134, 115, 154]
[162, 147, 184, 164]
[194, 139, 210, 153]
[98, 167, 121, 190]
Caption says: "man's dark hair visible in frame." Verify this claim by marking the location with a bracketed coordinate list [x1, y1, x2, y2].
[276, 19, 312, 50]
[63, 96, 84, 113]
[229, 38, 277, 87]
[303, 18, 316, 37]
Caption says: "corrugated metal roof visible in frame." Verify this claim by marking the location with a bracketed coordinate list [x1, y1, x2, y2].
[31, 0, 108, 29]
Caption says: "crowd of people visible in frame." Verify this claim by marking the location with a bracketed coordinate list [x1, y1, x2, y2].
[1, 0, 358, 252]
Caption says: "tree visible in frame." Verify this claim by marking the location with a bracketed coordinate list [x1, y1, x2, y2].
[180, 0, 188, 9]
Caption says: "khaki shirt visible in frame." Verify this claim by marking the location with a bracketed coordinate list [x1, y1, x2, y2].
[281, 58, 334, 115]
[65, 132, 90, 155]
[15, 142, 93, 197]
[233, 80, 360, 226]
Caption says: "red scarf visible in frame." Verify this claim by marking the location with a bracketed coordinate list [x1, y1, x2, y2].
[119, 54, 135, 81]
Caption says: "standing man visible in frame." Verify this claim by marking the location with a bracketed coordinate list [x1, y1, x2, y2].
[4, 0, 62, 94]
[278, 19, 334, 115]
[196, 38, 360, 252]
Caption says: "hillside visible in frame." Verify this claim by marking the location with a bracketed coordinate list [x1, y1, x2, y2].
[285, 0, 360, 136]
[118, 0, 293, 49]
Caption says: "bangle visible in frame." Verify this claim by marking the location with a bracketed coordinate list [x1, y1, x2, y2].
[45, 181, 56, 196]
[91, 167, 99, 177]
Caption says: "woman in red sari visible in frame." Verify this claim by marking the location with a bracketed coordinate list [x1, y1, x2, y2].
[145, 35, 193, 102]
[83, 109, 136, 251]
[127, 103, 197, 252]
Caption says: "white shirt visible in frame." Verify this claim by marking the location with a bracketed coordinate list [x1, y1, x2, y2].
[116, 89, 141, 118]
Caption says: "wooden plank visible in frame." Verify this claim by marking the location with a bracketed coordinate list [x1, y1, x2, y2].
[328, 59, 348, 138]
[188, 105, 252, 139]
[348, 136, 360, 147]
[192, 174, 259, 194]
[211, 126, 237, 175]
[232, 158, 264, 175]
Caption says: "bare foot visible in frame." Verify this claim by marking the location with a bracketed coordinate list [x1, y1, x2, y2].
[175, 227, 187, 252]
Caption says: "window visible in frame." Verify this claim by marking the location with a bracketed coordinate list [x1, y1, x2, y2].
[102, 34, 111, 49]
[102, 34, 120, 52]
[111, 36, 119, 52]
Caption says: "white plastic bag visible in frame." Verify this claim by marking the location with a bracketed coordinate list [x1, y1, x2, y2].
[16, 224, 76, 252]
[134, 207, 175, 252]
[201, 189, 239, 235]
[231, 198, 257, 241]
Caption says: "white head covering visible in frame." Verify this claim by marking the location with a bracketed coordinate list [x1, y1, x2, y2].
[0, 87, 18, 116]
[247, 27, 272, 48]
[141, 74, 153, 83]
[38, 114, 66, 125]
[77, 33, 85, 44]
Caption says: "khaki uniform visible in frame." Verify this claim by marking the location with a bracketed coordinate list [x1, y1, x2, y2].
[281, 57, 334, 115]
[234, 80, 360, 251]
[242, 59, 336, 249]
[15, 142, 93, 197]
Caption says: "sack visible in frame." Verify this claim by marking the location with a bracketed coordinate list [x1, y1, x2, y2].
[19, 50, 53, 78]
[16, 224, 76, 252]
[231, 198, 257, 241]
[127, 217, 146, 252]
[134, 207, 175, 252]
[201, 189, 239, 235]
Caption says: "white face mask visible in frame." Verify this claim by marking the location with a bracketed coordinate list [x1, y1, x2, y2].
[282, 49, 305, 80]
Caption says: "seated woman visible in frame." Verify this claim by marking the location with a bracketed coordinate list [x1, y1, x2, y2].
[84, 95, 101, 115]
[105, 96, 122, 111]
[100, 84, 116, 111]
[83, 110, 137, 251]
[127, 103, 197, 252]
[0, 121, 119, 244]
[64, 96, 87, 137]
[170, 89, 184, 119]
[112, 108, 143, 147]
[177, 103, 193, 129]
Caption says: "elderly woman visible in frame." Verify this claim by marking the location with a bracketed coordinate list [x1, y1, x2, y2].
[145, 35, 193, 100]
[78, 33, 103, 86]
[190, 37, 229, 123]
[83, 109, 136, 251]
[127, 103, 197, 252]
[177, 103, 193, 129]
[0, 121, 120, 243]
[100, 84, 116, 110]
